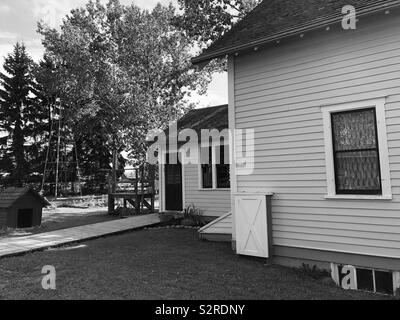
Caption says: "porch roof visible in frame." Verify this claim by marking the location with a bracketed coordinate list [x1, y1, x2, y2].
[166, 104, 228, 137]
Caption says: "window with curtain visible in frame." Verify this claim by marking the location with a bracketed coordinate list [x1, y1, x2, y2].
[331, 108, 382, 194]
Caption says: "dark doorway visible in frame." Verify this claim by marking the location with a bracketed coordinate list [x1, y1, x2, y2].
[17, 209, 33, 228]
[165, 153, 183, 211]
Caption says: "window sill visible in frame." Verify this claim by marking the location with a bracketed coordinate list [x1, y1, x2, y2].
[324, 195, 392, 200]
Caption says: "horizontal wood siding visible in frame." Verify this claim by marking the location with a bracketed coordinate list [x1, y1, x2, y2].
[234, 15, 400, 259]
[184, 164, 231, 217]
[200, 213, 233, 235]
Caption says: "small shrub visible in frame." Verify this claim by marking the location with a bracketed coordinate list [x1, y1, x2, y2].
[300, 263, 330, 280]
[183, 204, 204, 227]
[159, 211, 183, 225]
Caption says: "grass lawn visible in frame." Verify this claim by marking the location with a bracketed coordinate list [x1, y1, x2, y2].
[40, 207, 117, 232]
[0, 229, 390, 300]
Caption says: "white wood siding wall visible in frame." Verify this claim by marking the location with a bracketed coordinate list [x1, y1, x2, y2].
[184, 164, 231, 217]
[234, 15, 400, 259]
[200, 212, 232, 235]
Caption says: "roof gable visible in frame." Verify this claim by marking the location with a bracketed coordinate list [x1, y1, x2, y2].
[0, 188, 50, 209]
[193, 0, 400, 64]
[176, 105, 228, 134]
[164, 105, 228, 139]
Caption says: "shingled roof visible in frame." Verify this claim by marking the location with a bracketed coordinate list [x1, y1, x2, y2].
[192, 0, 400, 64]
[175, 105, 228, 134]
[0, 188, 50, 209]
[161, 105, 228, 146]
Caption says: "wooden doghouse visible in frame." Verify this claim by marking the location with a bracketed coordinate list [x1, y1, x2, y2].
[0, 188, 50, 229]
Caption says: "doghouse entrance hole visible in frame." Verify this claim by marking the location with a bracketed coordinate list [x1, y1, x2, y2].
[17, 209, 33, 228]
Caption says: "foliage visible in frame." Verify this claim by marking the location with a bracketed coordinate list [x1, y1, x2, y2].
[37, 0, 213, 164]
[0, 43, 48, 186]
[75, 127, 114, 193]
[174, 0, 260, 46]
[34, 55, 127, 194]
[300, 263, 330, 280]
[183, 203, 204, 226]
[172, 0, 261, 74]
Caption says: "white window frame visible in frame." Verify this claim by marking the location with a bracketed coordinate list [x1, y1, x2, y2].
[322, 98, 392, 200]
[198, 142, 231, 191]
[331, 263, 400, 295]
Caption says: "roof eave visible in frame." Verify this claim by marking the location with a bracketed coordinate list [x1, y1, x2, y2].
[192, 1, 400, 65]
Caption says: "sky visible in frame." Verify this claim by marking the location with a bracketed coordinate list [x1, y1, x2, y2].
[0, 0, 228, 108]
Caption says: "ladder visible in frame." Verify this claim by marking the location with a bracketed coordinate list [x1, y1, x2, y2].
[41, 99, 82, 198]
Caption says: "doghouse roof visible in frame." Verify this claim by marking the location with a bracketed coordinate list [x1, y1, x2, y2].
[192, 0, 400, 64]
[0, 188, 50, 209]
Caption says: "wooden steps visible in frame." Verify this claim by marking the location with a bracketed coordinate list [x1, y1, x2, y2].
[198, 212, 232, 242]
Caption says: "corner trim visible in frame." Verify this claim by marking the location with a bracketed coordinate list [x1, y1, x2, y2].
[228, 56, 238, 242]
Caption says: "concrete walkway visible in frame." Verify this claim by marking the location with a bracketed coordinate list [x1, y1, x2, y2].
[0, 213, 160, 259]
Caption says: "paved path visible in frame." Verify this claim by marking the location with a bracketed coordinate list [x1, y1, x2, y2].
[0, 214, 160, 259]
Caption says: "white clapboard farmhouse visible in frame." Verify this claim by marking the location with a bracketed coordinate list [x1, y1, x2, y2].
[158, 105, 232, 225]
[189, 0, 400, 293]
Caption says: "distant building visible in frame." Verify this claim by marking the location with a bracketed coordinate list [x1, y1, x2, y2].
[157, 105, 230, 221]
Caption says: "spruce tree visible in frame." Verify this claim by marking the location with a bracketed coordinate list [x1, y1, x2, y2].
[0, 43, 45, 186]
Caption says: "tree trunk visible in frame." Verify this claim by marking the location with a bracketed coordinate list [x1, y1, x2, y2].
[108, 149, 118, 215]
[12, 111, 25, 187]
[112, 148, 117, 193]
